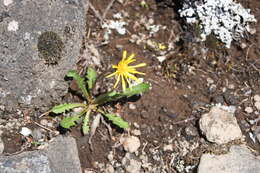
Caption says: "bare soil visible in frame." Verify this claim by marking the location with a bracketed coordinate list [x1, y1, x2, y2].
[1, 0, 259, 172]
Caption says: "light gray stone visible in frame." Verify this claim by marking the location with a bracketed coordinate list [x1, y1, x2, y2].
[0, 136, 82, 173]
[122, 153, 142, 173]
[198, 145, 260, 173]
[199, 106, 243, 144]
[120, 136, 140, 153]
[0, 0, 85, 114]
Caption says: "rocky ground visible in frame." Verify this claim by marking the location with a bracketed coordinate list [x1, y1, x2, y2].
[0, 0, 260, 173]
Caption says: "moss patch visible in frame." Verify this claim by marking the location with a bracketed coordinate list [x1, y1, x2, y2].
[37, 31, 64, 64]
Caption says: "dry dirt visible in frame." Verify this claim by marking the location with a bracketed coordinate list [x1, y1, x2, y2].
[1, 0, 259, 172]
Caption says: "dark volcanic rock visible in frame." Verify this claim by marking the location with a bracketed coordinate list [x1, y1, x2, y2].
[0, 0, 85, 114]
[0, 136, 82, 173]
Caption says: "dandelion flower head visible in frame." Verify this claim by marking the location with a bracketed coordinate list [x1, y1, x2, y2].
[106, 50, 146, 91]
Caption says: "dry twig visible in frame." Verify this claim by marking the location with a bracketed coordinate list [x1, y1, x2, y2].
[86, 0, 103, 22]
[102, 0, 116, 19]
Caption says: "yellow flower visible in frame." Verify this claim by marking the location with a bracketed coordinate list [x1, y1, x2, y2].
[158, 43, 166, 50]
[106, 50, 146, 91]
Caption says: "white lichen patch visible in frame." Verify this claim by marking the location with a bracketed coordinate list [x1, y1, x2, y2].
[7, 20, 19, 32]
[3, 0, 13, 6]
[102, 13, 128, 40]
[179, 0, 257, 48]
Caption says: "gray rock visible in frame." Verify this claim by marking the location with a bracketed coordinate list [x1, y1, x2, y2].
[199, 106, 242, 144]
[0, 0, 85, 114]
[122, 153, 142, 173]
[0, 136, 82, 173]
[184, 126, 199, 137]
[31, 128, 43, 141]
[198, 145, 260, 173]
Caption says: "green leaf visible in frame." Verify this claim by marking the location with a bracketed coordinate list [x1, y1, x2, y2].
[93, 83, 150, 105]
[60, 112, 83, 128]
[86, 67, 97, 89]
[93, 91, 120, 105]
[82, 113, 90, 135]
[121, 83, 150, 97]
[51, 103, 85, 114]
[66, 70, 90, 100]
[103, 113, 129, 129]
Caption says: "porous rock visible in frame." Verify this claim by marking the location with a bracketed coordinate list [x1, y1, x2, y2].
[122, 153, 142, 173]
[199, 106, 242, 144]
[121, 136, 141, 153]
[0, 0, 85, 114]
[0, 136, 82, 173]
[198, 145, 260, 173]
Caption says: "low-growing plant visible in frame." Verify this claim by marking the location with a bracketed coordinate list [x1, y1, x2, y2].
[49, 68, 149, 135]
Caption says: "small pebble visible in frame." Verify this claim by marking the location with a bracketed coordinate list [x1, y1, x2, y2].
[256, 134, 260, 143]
[254, 95, 260, 110]
[207, 78, 214, 84]
[0, 105, 5, 111]
[223, 91, 237, 105]
[121, 136, 140, 153]
[245, 107, 253, 114]
[253, 95, 260, 102]
[240, 42, 247, 49]
[4, 0, 13, 6]
[227, 84, 235, 89]
[40, 119, 48, 126]
[8, 20, 19, 32]
[156, 56, 166, 62]
[122, 153, 142, 173]
[31, 128, 43, 141]
[129, 103, 136, 110]
[133, 122, 140, 128]
[185, 126, 199, 137]
[254, 102, 260, 111]
[107, 151, 114, 162]
[20, 127, 32, 137]
[105, 164, 114, 173]
[0, 137, 4, 154]
[131, 129, 141, 136]
[163, 144, 173, 151]
[249, 28, 256, 35]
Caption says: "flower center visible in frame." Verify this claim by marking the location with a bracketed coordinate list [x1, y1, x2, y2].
[117, 63, 128, 73]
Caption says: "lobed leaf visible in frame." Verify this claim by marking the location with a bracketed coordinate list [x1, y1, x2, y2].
[51, 103, 85, 114]
[93, 83, 150, 105]
[93, 91, 119, 105]
[60, 112, 83, 129]
[66, 70, 90, 100]
[86, 67, 97, 89]
[121, 83, 150, 97]
[103, 113, 129, 129]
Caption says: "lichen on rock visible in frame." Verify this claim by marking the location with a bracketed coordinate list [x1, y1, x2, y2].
[37, 31, 64, 65]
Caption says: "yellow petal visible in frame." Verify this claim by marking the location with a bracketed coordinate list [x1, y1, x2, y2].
[125, 72, 139, 81]
[126, 53, 135, 61]
[112, 65, 118, 69]
[121, 75, 126, 91]
[106, 71, 117, 78]
[122, 50, 127, 61]
[125, 76, 131, 87]
[113, 74, 121, 88]
[129, 63, 146, 68]
[127, 68, 145, 75]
